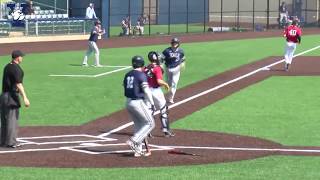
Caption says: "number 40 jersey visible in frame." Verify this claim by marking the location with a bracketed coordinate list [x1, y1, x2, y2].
[284, 25, 302, 43]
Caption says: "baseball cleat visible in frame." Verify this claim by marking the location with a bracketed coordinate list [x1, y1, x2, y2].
[142, 150, 152, 157]
[148, 133, 154, 138]
[82, 63, 88, 67]
[6, 143, 22, 148]
[134, 150, 151, 157]
[126, 139, 142, 155]
[93, 64, 103, 67]
[284, 63, 290, 72]
[164, 131, 175, 137]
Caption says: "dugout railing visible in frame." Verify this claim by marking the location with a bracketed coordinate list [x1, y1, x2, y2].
[0, 18, 95, 37]
[25, 18, 94, 36]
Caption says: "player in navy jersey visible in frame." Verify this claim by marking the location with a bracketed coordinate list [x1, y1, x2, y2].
[124, 56, 156, 157]
[82, 20, 105, 67]
[162, 37, 186, 103]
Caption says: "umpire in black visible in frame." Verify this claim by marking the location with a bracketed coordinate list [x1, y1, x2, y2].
[0, 50, 30, 148]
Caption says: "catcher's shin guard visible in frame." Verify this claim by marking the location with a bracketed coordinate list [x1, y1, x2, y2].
[160, 105, 170, 131]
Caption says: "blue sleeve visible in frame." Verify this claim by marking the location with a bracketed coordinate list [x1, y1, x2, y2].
[162, 49, 168, 58]
[140, 72, 148, 83]
[179, 49, 185, 59]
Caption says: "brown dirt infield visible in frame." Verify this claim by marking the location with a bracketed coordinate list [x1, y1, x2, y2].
[0, 29, 319, 168]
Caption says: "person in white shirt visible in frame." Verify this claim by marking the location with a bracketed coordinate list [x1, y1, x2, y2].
[86, 3, 97, 19]
[279, 1, 288, 26]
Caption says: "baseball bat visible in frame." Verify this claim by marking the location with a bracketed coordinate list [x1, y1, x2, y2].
[168, 149, 201, 156]
[143, 138, 149, 152]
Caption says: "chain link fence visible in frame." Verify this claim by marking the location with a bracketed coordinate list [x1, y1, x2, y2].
[107, 0, 320, 37]
[0, 0, 95, 37]
[0, 0, 319, 38]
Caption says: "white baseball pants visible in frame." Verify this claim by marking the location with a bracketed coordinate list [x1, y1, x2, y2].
[147, 87, 170, 131]
[83, 41, 100, 66]
[284, 42, 297, 65]
[126, 99, 155, 145]
[166, 65, 181, 102]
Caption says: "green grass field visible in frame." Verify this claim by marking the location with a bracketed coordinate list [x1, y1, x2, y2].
[0, 34, 320, 179]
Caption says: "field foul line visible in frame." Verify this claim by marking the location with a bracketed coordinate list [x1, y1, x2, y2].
[17, 134, 117, 146]
[18, 134, 109, 140]
[1, 142, 320, 155]
[65, 146, 169, 155]
[49, 66, 131, 78]
[98, 44, 320, 138]
[0, 142, 173, 155]
[0, 143, 127, 154]
[94, 66, 131, 77]
[100, 65, 129, 68]
[48, 74, 95, 78]
[19, 139, 118, 146]
[154, 145, 320, 154]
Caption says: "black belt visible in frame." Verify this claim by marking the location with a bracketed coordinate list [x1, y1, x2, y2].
[168, 64, 180, 69]
[168, 60, 184, 69]
[128, 98, 144, 100]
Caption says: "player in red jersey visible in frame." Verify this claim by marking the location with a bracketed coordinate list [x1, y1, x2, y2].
[144, 51, 175, 137]
[283, 20, 302, 71]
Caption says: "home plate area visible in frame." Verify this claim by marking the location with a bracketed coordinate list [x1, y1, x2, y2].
[0, 134, 118, 153]
[70, 143, 171, 155]
[0, 133, 172, 155]
[0, 129, 319, 168]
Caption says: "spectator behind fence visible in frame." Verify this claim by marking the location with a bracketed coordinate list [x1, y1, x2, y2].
[86, 3, 97, 19]
[1, 0, 13, 19]
[279, 1, 288, 26]
[24, 0, 34, 15]
[120, 15, 131, 36]
[134, 14, 147, 36]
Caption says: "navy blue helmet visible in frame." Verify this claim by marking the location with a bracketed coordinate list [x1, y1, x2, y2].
[148, 51, 161, 65]
[132, 56, 144, 68]
[171, 37, 180, 45]
[148, 51, 159, 61]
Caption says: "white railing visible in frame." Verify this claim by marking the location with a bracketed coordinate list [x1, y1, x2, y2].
[0, 18, 95, 37]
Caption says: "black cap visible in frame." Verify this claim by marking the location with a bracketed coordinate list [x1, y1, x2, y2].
[11, 50, 25, 59]
[132, 55, 144, 68]
[292, 19, 298, 25]
[171, 37, 180, 44]
[95, 20, 101, 26]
